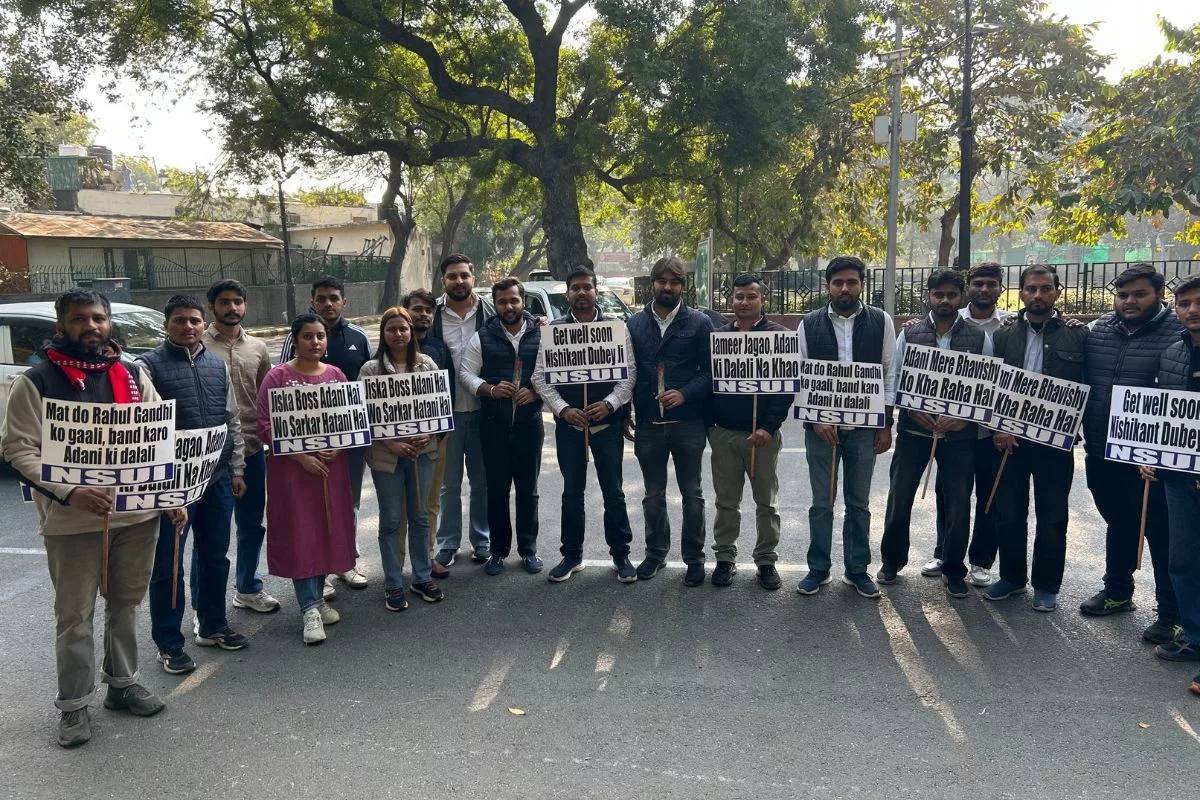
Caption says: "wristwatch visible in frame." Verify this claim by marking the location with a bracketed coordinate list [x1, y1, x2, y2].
[604, 400, 616, 414]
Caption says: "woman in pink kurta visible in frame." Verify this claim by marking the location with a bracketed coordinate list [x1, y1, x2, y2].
[256, 313, 356, 644]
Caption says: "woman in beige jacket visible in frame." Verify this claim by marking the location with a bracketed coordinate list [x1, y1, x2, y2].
[360, 307, 442, 611]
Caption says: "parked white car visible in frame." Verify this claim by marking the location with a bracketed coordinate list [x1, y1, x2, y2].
[0, 301, 166, 430]
[476, 281, 634, 321]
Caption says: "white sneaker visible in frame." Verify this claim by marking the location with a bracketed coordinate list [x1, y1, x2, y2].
[340, 567, 368, 589]
[920, 558, 943, 577]
[318, 602, 340, 625]
[302, 608, 326, 645]
[233, 590, 281, 613]
[968, 565, 994, 587]
[322, 576, 336, 601]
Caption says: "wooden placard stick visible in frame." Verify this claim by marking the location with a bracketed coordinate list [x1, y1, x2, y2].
[583, 384, 591, 464]
[921, 434, 940, 500]
[829, 425, 839, 507]
[1136, 476, 1151, 570]
[984, 449, 1009, 515]
[101, 513, 111, 597]
[749, 395, 758, 478]
[170, 515, 181, 608]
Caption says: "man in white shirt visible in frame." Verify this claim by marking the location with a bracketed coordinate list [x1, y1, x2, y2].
[431, 255, 494, 567]
[795, 257, 896, 599]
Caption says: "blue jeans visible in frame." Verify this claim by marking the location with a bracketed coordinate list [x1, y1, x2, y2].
[373, 454, 436, 589]
[233, 449, 267, 594]
[435, 410, 489, 554]
[805, 426, 877, 574]
[149, 469, 233, 652]
[1163, 472, 1200, 642]
[293, 576, 324, 613]
[634, 418, 707, 564]
[557, 421, 633, 561]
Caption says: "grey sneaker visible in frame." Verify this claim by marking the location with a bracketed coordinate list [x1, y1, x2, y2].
[232, 590, 280, 613]
[434, 549, 457, 567]
[57, 708, 91, 748]
[968, 565, 994, 587]
[472, 546, 492, 563]
[103, 684, 165, 717]
[920, 558, 943, 577]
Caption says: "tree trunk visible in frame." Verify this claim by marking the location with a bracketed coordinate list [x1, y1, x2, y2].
[937, 202, 959, 267]
[379, 156, 416, 311]
[510, 218, 546, 278]
[437, 175, 480, 267]
[538, 144, 592, 280]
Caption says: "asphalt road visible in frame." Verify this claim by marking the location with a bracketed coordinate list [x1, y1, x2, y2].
[1, 424, 1199, 799]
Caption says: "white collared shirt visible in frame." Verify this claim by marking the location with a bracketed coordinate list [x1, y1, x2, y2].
[1024, 321, 1046, 375]
[958, 305, 1011, 356]
[440, 299, 481, 412]
[653, 301, 682, 335]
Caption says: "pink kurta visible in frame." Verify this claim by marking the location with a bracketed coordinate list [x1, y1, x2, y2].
[257, 363, 356, 579]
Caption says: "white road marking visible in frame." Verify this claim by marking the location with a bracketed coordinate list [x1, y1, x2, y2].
[550, 637, 569, 670]
[1170, 707, 1200, 747]
[0, 547, 45, 555]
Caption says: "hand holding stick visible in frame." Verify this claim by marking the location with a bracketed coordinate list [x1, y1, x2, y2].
[511, 359, 523, 426]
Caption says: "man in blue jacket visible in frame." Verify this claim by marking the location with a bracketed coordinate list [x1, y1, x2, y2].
[626, 256, 715, 586]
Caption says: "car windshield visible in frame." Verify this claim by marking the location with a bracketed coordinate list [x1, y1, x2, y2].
[111, 310, 167, 354]
[544, 291, 631, 321]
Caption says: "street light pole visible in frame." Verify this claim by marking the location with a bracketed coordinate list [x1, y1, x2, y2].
[884, 11, 904, 316]
[957, 0, 974, 272]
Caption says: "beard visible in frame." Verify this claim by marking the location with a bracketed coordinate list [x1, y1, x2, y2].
[445, 284, 471, 300]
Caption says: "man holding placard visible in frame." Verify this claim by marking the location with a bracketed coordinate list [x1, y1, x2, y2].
[626, 256, 716, 586]
[532, 266, 638, 583]
[140, 296, 248, 675]
[2, 288, 185, 747]
[795, 257, 896, 599]
[458, 278, 544, 576]
[707, 273, 794, 590]
[1149, 276, 1200, 686]
[204, 279, 279, 613]
[986, 265, 1089, 612]
[878, 271, 988, 599]
[1081, 264, 1182, 644]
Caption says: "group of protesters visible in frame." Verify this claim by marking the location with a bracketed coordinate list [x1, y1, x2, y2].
[3, 251, 1199, 749]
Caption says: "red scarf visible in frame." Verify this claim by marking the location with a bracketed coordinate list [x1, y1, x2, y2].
[45, 347, 142, 404]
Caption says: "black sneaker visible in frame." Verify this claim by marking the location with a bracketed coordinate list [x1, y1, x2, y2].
[195, 627, 249, 651]
[684, 563, 705, 587]
[757, 565, 781, 590]
[157, 649, 197, 675]
[1154, 639, 1200, 662]
[384, 588, 409, 612]
[876, 565, 900, 585]
[548, 558, 584, 583]
[1143, 618, 1183, 645]
[711, 561, 736, 587]
[57, 708, 91, 748]
[472, 546, 492, 563]
[434, 549, 457, 567]
[103, 684, 165, 717]
[410, 581, 444, 603]
[613, 557, 637, 583]
[1079, 590, 1136, 616]
[636, 558, 665, 580]
[944, 575, 969, 599]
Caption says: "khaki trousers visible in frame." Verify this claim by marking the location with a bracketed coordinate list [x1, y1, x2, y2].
[43, 517, 159, 711]
[708, 425, 782, 564]
[397, 436, 448, 565]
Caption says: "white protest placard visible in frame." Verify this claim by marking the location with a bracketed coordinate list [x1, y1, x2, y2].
[115, 425, 227, 511]
[1105, 385, 1200, 473]
[711, 330, 802, 393]
[540, 320, 629, 384]
[362, 370, 455, 440]
[895, 343, 1002, 424]
[40, 398, 176, 486]
[792, 360, 886, 427]
[989, 366, 1088, 451]
[268, 381, 370, 454]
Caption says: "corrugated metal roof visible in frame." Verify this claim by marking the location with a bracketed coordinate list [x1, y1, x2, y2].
[0, 213, 282, 246]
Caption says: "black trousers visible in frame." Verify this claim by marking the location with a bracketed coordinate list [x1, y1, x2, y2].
[934, 436, 1000, 568]
[881, 431, 976, 580]
[480, 414, 544, 559]
[993, 442, 1073, 592]
[1084, 454, 1176, 618]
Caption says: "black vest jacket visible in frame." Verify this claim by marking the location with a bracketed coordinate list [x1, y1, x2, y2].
[478, 314, 543, 424]
[139, 342, 234, 466]
[897, 315, 985, 442]
[991, 311, 1087, 383]
[802, 304, 886, 364]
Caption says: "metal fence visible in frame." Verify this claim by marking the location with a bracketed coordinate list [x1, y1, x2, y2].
[635, 261, 1200, 316]
[19, 252, 392, 295]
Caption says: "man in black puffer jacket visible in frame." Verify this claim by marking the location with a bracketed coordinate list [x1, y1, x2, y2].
[1080, 264, 1182, 645]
